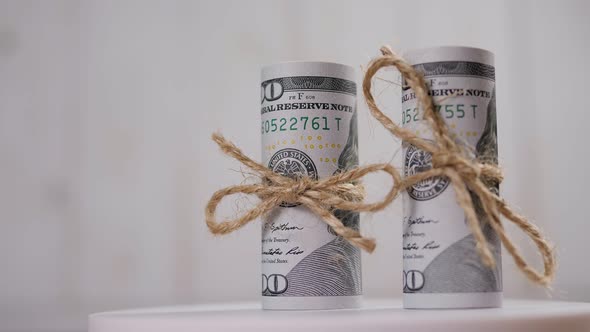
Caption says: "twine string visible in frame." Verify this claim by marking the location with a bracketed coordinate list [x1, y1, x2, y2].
[361, 46, 555, 286]
[205, 132, 402, 253]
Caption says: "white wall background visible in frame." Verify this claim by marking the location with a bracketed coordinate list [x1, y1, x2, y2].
[1, 0, 589, 331]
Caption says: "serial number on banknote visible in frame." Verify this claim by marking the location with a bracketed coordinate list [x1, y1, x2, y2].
[261, 116, 342, 134]
[402, 104, 479, 125]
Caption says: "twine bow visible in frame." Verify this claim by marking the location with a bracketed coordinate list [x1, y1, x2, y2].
[362, 46, 555, 286]
[205, 133, 402, 253]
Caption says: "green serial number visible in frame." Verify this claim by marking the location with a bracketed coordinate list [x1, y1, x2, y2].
[261, 116, 342, 134]
[402, 104, 479, 125]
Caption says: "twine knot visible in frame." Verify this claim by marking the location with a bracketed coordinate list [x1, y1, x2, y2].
[361, 45, 555, 287]
[205, 133, 402, 253]
[432, 152, 481, 181]
[273, 176, 313, 205]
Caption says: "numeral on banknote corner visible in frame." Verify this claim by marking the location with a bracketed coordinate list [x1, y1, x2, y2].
[262, 273, 288, 295]
[403, 270, 425, 292]
[262, 81, 284, 102]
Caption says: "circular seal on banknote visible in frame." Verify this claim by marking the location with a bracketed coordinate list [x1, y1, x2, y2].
[268, 148, 318, 207]
[404, 144, 450, 201]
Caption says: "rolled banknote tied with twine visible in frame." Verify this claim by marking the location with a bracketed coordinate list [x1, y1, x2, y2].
[205, 133, 402, 253]
[362, 46, 555, 286]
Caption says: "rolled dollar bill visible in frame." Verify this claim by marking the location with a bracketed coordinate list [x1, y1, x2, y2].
[401, 46, 502, 309]
[260, 62, 361, 310]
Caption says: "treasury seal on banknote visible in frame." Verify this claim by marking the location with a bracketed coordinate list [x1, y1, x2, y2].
[268, 148, 318, 207]
[268, 148, 318, 181]
[404, 144, 450, 201]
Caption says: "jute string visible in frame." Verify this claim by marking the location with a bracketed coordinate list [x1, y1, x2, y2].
[362, 46, 555, 286]
[205, 133, 402, 253]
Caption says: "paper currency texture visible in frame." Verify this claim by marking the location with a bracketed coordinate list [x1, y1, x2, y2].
[401, 46, 502, 309]
[260, 62, 361, 310]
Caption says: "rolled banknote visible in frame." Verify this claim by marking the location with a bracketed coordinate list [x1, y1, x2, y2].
[401, 46, 502, 309]
[260, 62, 361, 310]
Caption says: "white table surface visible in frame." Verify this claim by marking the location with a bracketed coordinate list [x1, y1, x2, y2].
[89, 299, 590, 332]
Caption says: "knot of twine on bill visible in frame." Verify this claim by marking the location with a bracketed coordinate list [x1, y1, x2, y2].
[362, 46, 555, 286]
[205, 133, 402, 253]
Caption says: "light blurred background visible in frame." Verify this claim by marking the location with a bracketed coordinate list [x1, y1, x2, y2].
[1, 0, 589, 331]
